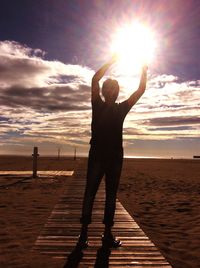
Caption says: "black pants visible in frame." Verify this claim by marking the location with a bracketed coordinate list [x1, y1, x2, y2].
[80, 146, 123, 227]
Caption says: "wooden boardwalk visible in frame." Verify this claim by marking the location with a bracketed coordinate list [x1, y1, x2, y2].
[33, 165, 172, 267]
[0, 170, 74, 176]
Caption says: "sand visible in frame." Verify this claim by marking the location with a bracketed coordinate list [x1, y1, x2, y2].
[0, 156, 200, 267]
[119, 158, 200, 268]
[0, 156, 76, 267]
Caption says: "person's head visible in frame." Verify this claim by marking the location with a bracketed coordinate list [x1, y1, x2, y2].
[102, 79, 119, 104]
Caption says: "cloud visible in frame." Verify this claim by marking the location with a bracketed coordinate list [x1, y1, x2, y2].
[0, 40, 94, 116]
[148, 74, 179, 89]
[146, 116, 200, 126]
[0, 84, 91, 112]
[0, 40, 93, 88]
[0, 40, 200, 157]
[148, 126, 194, 131]
[0, 40, 94, 154]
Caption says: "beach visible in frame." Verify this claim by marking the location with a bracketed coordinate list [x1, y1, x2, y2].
[0, 156, 200, 267]
[119, 158, 200, 268]
[0, 156, 76, 267]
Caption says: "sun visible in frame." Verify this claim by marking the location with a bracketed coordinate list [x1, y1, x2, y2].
[111, 22, 157, 75]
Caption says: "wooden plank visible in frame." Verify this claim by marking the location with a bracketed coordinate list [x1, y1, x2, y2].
[33, 166, 172, 267]
[0, 170, 74, 176]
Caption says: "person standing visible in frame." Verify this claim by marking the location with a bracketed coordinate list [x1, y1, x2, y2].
[78, 56, 148, 248]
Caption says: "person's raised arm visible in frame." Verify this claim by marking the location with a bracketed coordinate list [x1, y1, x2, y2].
[127, 66, 148, 109]
[91, 55, 116, 102]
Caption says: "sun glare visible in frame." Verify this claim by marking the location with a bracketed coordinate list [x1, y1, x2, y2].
[111, 22, 157, 75]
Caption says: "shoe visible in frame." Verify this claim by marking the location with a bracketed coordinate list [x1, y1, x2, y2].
[101, 234, 122, 248]
[76, 235, 89, 249]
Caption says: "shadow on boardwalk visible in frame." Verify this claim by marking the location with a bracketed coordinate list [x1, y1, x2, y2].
[63, 244, 111, 268]
[63, 245, 83, 268]
[94, 246, 111, 268]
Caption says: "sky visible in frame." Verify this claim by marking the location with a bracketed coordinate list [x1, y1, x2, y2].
[0, 0, 199, 158]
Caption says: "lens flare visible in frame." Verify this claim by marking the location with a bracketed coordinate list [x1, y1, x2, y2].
[111, 22, 157, 74]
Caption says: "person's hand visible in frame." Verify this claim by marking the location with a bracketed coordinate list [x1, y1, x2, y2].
[110, 53, 118, 64]
[142, 65, 148, 72]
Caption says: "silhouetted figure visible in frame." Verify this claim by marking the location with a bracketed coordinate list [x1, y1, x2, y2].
[78, 55, 147, 248]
